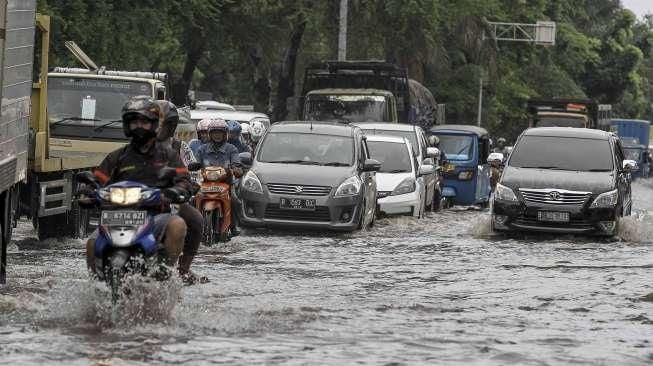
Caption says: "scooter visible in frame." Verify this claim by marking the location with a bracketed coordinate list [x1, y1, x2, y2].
[76, 169, 186, 304]
[188, 163, 233, 245]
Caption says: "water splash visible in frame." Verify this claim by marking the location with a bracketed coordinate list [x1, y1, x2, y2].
[617, 213, 653, 243]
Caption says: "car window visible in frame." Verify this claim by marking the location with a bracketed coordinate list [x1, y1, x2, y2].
[509, 135, 614, 172]
[258, 132, 354, 166]
[361, 129, 418, 156]
[367, 141, 413, 173]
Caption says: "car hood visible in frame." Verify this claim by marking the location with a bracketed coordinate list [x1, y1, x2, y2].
[501, 167, 616, 194]
[376, 172, 414, 192]
[253, 162, 356, 187]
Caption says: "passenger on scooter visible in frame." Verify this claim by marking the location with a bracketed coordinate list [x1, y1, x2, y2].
[195, 119, 244, 236]
[85, 96, 192, 274]
[155, 100, 206, 284]
[226, 120, 252, 154]
[189, 119, 211, 157]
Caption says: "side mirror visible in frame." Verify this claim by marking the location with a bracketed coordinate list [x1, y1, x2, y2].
[487, 152, 504, 164]
[362, 158, 382, 172]
[422, 157, 434, 166]
[623, 159, 638, 171]
[419, 164, 436, 176]
[76, 171, 99, 188]
[187, 162, 202, 172]
[426, 147, 440, 159]
[239, 152, 253, 166]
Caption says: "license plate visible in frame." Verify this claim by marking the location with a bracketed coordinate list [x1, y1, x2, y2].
[279, 197, 316, 210]
[537, 211, 570, 222]
[444, 163, 456, 172]
[201, 186, 224, 193]
[101, 210, 147, 226]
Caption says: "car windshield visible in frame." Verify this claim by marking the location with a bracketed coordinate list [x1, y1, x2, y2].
[509, 135, 614, 171]
[361, 129, 418, 156]
[437, 134, 475, 161]
[306, 95, 390, 123]
[367, 140, 412, 173]
[624, 147, 642, 161]
[48, 76, 153, 140]
[257, 132, 354, 166]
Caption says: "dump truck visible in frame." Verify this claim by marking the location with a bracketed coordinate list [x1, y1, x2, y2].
[527, 99, 612, 130]
[300, 61, 439, 129]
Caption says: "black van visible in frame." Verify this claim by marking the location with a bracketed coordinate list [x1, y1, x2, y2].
[492, 127, 634, 236]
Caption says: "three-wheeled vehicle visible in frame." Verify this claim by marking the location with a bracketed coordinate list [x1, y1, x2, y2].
[429, 125, 492, 206]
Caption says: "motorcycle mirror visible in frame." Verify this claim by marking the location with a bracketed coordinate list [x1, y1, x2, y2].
[187, 162, 203, 172]
[76, 171, 99, 188]
[239, 152, 253, 166]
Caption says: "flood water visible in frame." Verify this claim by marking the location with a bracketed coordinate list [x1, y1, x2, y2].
[1, 183, 652, 365]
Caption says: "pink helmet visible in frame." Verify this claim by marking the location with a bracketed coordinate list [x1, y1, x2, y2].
[196, 118, 212, 133]
[206, 118, 227, 133]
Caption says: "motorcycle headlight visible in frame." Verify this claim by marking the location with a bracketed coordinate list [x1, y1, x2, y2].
[242, 170, 263, 193]
[109, 187, 142, 205]
[204, 167, 227, 181]
[495, 183, 517, 202]
[590, 189, 618, 208]
[335, 176, 362, 197]
[391, 177, 416, 196]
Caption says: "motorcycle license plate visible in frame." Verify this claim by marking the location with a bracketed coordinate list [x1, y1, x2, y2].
[279, 197, 316, 210]
[537, 211, 570, 223]
[201, 186, 224, 193]
[101, 211, 147, 226]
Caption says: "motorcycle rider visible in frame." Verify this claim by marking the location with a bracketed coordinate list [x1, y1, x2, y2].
[189, 119, 211, 157]
[494, 137, 507, 154]
[489, 154, 503, 191]
[155, 100, 207, 285]
[240, 122, 254, 152]
[226, 120, 252, 153]
[85, 96, 191, 274]
[250, 120, 266, 149]
[195, 119, 244, 237]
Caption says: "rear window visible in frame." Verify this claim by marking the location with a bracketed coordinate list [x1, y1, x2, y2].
[509, 135, 614, 171]
[367, 141, 412, 173]
[362, 129, 418, 155]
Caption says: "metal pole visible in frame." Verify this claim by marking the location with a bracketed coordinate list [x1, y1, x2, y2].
[477, 75, 483, 126]
[338, 0, 348, 61]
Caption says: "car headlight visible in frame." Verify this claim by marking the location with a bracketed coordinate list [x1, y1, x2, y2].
[334, 176, 362, 197]
[495, 183, 517, 202]
[242, 170, 263, 193]
[391, 177, 416, 196]
[458, 170, 474, 180]
[109, 187, 142, 205]
[590, 189, 618, 208]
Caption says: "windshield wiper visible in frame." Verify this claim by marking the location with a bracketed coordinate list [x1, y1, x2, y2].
[519, 166, 568, 170]
[386, 169, 409, 173]
[267, 160, 321, 165]
[322, 162, 350, 166]
[51, 117, 100, 127]
[94, 119, 123, 131]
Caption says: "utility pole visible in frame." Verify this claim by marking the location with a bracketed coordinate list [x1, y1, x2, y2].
[477, 21, 556, 126]
[338, 0, 348, 61]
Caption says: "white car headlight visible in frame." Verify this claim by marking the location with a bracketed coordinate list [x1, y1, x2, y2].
[590, 189, 618, 208]
[109, 187, 142, 205]
[495, 183, 517, 202]
[391, 177, 416, 196]
[334, 176, 362, 197]
[242, 170, 263, 193]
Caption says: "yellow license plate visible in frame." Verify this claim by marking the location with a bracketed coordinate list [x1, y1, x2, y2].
[444, 164, 456, 172]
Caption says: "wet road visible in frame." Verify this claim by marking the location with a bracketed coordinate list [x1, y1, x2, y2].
[1, 184, 652, 365]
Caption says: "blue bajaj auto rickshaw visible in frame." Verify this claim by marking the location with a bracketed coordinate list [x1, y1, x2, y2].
[430, 125, 492, 206]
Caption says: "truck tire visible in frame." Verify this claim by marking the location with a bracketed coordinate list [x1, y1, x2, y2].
[0, 194, 7, 285]
[71, 200, 90, 239]
[37, 213, 71, 240]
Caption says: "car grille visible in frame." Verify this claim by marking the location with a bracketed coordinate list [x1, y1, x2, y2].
[519, 188, 591, 205]
[377, 191, 391, 199]
[267, 183, 332, 196]
[264, 204, 331, 222]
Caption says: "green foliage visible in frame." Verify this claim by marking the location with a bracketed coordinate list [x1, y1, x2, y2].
[37, 0, 653, 140]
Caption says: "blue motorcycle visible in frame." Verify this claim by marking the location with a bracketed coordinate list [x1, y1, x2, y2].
[77, 170, 185, 303]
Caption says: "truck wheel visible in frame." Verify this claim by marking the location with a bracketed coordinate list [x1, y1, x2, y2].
[71, 201, 90, 239]
[37, 213, 71, 241]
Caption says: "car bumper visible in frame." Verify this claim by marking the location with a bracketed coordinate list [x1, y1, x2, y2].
[377, 191, 420, 216]
[239, 189, 364, 231]
[492, 198, 619, 235]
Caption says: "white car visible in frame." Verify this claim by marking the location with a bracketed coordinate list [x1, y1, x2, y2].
[194, 100, 236, 111]
[366, 135, 436, 218]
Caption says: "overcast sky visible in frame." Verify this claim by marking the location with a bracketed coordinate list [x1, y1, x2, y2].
[621, 0, 653, 18]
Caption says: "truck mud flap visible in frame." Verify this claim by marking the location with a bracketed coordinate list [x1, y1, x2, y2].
[38, 178, 71, 217]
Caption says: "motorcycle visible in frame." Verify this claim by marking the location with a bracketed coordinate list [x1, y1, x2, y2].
[188, 163, 233, 245]
[76, 169, 186, 304]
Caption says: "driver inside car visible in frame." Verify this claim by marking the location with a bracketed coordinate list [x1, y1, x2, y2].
[85, 96, 192, 274]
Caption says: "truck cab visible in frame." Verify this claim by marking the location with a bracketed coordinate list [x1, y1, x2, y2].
[302, 88, 398, 123]
[528, 99, 612, 130]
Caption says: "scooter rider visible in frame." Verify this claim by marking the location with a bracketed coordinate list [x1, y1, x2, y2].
[155, 100, 207, 285]
[240, 122, 254, 151]
[86, 96, 191, 273]
[195, 119, 244, 236]
[226, 120, 252, 153]
[250, 120, 266, 149]
[189, 119, 211, 157]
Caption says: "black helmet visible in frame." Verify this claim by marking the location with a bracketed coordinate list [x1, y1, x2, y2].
[121, 96, 160, 137]
[155, 100, 179, 141]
